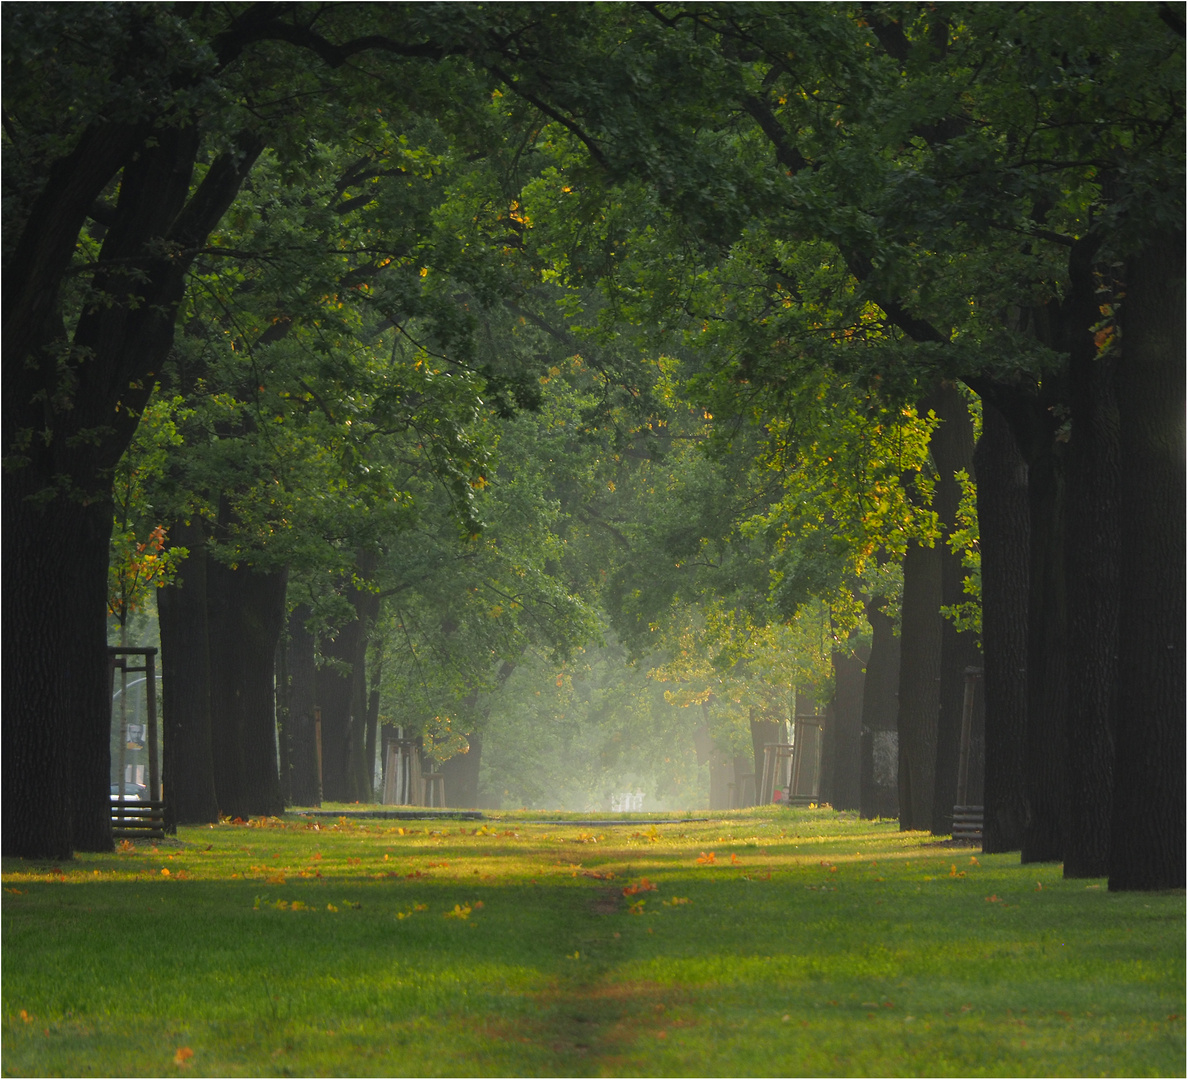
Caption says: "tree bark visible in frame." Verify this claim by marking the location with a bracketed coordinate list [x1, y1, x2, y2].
[206, 559, 287, 818]
[1022, 446, 1068, 863]
[1109, 231, 1186, 891]
[274, 632, 293, 807]
[975, 402, 1030, 853]
[158, 518, 219, 826]
[860, 594, 901, 819]
[70, 498, 121, 852]
[317, 551, 380, 802]
[285, 605, 322, 807]
[2, 468, 119, 858]
[827, 643, 867, 812]
[896, 539, 943, 830]
[363, 665, 382, 801]
[1062, 272, 1121, 877]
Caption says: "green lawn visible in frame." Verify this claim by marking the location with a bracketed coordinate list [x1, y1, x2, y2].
[2, 807, 1183, 1077]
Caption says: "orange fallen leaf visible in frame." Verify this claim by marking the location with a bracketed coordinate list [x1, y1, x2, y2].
[696, 852, 716, 865]
[174, 1046, 194, 1066]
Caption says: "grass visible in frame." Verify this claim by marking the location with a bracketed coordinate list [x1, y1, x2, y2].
[2, 807, 1183, 1077]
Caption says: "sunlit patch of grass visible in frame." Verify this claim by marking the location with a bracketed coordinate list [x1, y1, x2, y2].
[2, 808, 1183, 1077]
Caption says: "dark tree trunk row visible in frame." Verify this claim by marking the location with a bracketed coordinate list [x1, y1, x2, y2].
[975, 402, 1030, 853]
[284, 605, 322, 807]
[1061, 262, 1121, 877]
[158, 502, 286, 822]
[317, 550, 382, 803]
[1021, 447, 1069, 863]
[896, 539, 943, 830]
[206, 556, 287, 819]
[967, 233, 1184, 887]
[1108, 232, 1186, 890]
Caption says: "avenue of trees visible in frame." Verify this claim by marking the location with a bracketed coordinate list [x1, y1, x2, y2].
[3, 3, 1182, 892]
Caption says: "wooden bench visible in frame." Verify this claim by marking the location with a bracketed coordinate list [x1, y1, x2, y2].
[952, 805, 984, 842]
[111, 800, 166, 840]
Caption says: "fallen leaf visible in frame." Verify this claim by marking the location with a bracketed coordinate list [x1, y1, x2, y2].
[174, 1047, 194, 1066]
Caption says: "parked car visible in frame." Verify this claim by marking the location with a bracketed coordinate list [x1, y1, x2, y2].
[110, 782, 148, 801]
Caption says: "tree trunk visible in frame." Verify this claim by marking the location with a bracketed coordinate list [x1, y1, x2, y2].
[1021, 446, 1068, 863]
[860, 594, 901, 819]
[206, 559, 287, 818]
[1109, 231, 1186, 891]
[351, 635, 378, 802]
[1062, 277, 1121, 877]
[2, 471, 119, 858]
[315, 638, 355, 803]
[440, 731, 484, 808]
[975, 402, 1030, 853]
[69, 498, 120, 852]
[158, 518, 219, 826]
[928, 385, 983, 835]
[896, 539, 943, 830]
[274, 632, 293, 807]
[316, 551, 380, 802]
[285, 605, 322, 807]
[363, 680, 381, 801]
[827, 643, 867, 812]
